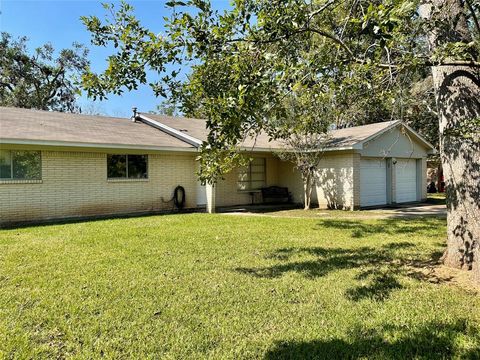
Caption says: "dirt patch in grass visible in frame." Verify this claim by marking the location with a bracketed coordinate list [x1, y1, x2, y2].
[406, 258, 480, 294]
[431, 265, 480, 294]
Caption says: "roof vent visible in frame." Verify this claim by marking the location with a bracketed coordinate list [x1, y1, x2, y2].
[131, 107, 138, 122]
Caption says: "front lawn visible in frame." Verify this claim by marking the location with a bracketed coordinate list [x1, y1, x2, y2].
[427, 192, 447, 205]
[1, 214, 479, 359]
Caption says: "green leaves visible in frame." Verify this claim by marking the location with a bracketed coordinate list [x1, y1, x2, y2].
[80, 0, 477, 184]
[0, 32, 89, 112]
[165, 0, 187, 8]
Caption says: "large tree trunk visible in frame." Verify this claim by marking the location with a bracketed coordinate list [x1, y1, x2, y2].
[432, 65, 480, 282]
[426, 0, 480, 282]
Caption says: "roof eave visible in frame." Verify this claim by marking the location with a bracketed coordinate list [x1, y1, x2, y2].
[238, 145, 356, 152]
[401, 122, 437, 151]
[356, 120, 401, 147]
[357, 120, 436, 152]
[0, 138, 197, 152]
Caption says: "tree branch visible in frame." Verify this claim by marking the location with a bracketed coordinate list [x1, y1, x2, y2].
[0, 81, 14, 92]
[307, 0, 338, 22]
[425, 59, 480, 67]
[465, 0, 480, 36]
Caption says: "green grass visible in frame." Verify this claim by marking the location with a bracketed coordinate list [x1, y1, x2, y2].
[427, 192, 447, 205]
[1, 214, 479, 359]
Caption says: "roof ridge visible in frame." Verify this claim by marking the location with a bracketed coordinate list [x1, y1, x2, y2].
[0, 106, 130, 121]
[331, 120, 399, 132]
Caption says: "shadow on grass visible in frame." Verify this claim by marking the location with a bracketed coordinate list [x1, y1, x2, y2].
[236, 218, 446, 302]
[0, 208, 200, 230]
[264, 320, 480, 359]
[315, 218, 443, 238]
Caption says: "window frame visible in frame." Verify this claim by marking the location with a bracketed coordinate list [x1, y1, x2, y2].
[237, 157, 266, 191]
[106, 154, 149, 180]
[0, 150, 42, 181]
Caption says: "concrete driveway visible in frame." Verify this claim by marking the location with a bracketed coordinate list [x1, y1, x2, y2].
[364, 203, 447, 219]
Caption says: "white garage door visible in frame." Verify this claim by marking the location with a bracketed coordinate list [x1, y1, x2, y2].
[395, 159, 417, 203]
[360, 158, 387, 207]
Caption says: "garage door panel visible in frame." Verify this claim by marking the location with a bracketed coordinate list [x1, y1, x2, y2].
[360, 158, 387, 207]
[395, 159, 417, 203]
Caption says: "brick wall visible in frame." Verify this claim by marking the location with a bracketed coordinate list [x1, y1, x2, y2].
[277, 161, 303, 204]
[0, 150, 197, 224]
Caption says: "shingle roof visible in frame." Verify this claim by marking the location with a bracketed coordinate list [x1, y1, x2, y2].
[327, 121, 401, 148]
[141, 113, 400, 150]
[0, 107, 194, 150]
[1, 107, 423, 152]
[142, 113, 283, 149]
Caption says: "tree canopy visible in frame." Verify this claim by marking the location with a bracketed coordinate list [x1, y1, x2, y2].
[81, 1, 477, 174]
[0, 32, 89, 112]
[82, 0, 480, 281]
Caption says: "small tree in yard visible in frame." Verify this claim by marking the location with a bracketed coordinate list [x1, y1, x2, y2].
[278, 132, 328, 210]
[274, 90, 331, 210]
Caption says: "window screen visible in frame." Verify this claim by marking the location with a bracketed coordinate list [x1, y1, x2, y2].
[237, 158, 266, 190]
[0, 150, 41, 180]
[107, 154, 147, 179]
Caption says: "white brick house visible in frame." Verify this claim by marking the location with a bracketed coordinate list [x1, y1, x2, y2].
[0, 107, 435, 224]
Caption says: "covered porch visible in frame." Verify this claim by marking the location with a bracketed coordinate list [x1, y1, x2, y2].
[198, 153, 304, 213]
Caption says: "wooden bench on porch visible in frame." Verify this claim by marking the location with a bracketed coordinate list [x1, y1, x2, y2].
[261, 186, 292, 204]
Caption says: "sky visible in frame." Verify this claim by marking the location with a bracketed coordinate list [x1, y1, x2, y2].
[0, 0, 230, 117]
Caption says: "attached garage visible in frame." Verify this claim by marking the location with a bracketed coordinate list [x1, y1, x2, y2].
[141, 115, 436, 211]
[359, 156, 424, 208]
[354, 121, 436, 208]
[360, 158, 387, 207]
[308, 120, 436, 210]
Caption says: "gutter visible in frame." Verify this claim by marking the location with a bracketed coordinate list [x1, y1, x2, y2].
[0, 138, 197, 153]
[240, 146, 357, 152]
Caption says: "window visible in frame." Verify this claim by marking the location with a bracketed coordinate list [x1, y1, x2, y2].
[107, 154, 148, 179]
[237, 157, 266, 191]
[0, 150, 41, 180]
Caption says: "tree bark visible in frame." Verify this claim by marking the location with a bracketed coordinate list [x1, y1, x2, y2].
[303, 173, 313, 210]
[426, 0, 480, 282]
[432, 65, 480, 281]
[436, 162, 443, 192]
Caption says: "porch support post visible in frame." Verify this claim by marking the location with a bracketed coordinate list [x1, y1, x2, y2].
[206, 183, 216, 213]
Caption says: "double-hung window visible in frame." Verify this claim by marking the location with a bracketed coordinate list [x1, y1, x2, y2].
[237, 157, 266, 191]
[0, 150, 42, 180]
[107, 154, 148, 179]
